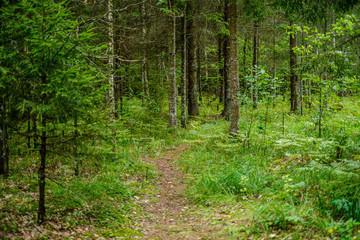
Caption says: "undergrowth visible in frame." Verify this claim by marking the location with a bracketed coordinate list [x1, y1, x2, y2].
[179, 97, 360, 239]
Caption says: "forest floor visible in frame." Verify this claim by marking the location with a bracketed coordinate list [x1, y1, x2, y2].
[136, 144, 251, 240]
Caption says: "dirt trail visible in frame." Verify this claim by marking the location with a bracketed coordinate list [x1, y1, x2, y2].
[138, 145, 227, 240]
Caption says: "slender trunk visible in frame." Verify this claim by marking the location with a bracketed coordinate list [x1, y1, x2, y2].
[319, 83, 322, 138]
[187, 1, 199, 116]
[38, 117, 46, 224]
[252, 20, 259, 109]
[27, 112, 31, 149]
[273, 23, 277, 107]
[204, 44, 209, 95]
[229, 0, 239, 134]
[197, 46, 202, 102]
[217, 35, 224, 103]
[290, 20, 299, 112]
[74, 117, 80, 176]
[242, 32, 247, 102]
[181, 15, 187, 128]
[168, 0, 177, 128]
[222, 0, 231, 119]
[142, 0, 149, 103]
[108, 0, 115, 117]
[33, 114, 38, 150]
[0, 98, 9, 176]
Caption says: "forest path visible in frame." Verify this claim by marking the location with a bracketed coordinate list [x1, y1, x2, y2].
[137, 145, 232, 240]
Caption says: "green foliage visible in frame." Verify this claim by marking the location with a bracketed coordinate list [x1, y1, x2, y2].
[178, 97, 360, 238]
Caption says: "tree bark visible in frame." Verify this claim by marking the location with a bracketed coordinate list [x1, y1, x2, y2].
[290, 21, 299, 112]
[217, 34, 224, 103]
[242, 32, 248, 98]
[252, 20, 259, 109]
[186, 1, 199, 116]
[168, 0, 177, 128]
[222, 0, 231, 119]
[0, 98, 9, 176]
[141, 0, 149, 103]
[38, 117, 46, 224]
[229, 0, 239, 134]
[273, 23, 277, 107]
[197, 46, 202, 102]
[181, 15, 187, 128]
[108, 0, 116, 118]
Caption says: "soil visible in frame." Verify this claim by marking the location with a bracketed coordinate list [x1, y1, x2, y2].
[137, 145, 234, 240]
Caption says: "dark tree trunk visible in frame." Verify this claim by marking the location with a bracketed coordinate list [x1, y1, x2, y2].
[168, 0, 177, 128]
[32, 114, 38, 150]
[186, 1, 199, 116]
[242, 32, 248, 97]
[74, 117, 80, 176]
[252, 20, 259, 109]
[0, 98, 9, 176]
[217, 35, 224, 103]
[290, 21, 299, 112]
[38, 117, 46, 224]
[197, 46, 202, 102]
[181, 15, 187, 128]
[222, 0, 231, 119]
[273, 25, 277, 107]
[141, 0, 149, 102]
[27, 112, 31, 149]
[229, 0, 239, 134]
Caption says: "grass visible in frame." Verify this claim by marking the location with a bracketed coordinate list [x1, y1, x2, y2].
[1, 96, 360, 239]
[177, 96, 360, 239]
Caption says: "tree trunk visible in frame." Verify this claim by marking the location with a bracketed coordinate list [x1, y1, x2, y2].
[217, 34, 224, 103]
[186, 2, 199, 117]
[0, 98, 9, 176]
[242, 32, 248, 100]
[38, 117, 46, 224]
[290, 21, 299, 112]
[222, 0, 231, 119]
[229, 0, 239, 134]
[27, 112, 31, 149]
[141, 0, 149, 103]
[108, 0, 115, 118]
[181, 15, 187, 128]
[168, 0, 177, 128]
[252, 20, 259, 109]
[273, 24, 277, 107]
[197, 46, 202, 102]
[74, 117, 80, 176]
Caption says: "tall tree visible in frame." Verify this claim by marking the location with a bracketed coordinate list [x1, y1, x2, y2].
[142, 0, 150, 103]
[181, 14, 187, 128]
[187, 1, 199, 116]
[229, 0, 239, 134]
[252, 20, 259, 109]
[222, 0, 231, 119]
[289, 20, 300, 112]
[108, 0, 116, 117]
[168, 0, 177, 128]
[0, 98, 9, 176]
